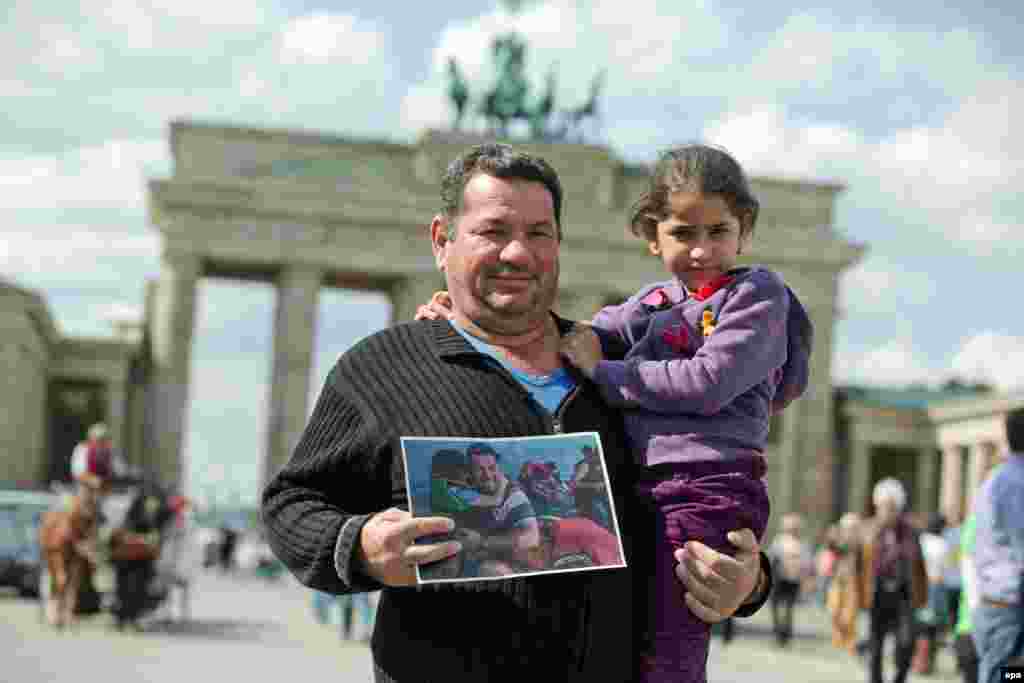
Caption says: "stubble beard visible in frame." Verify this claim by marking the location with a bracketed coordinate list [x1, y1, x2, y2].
[475, 267, 558, 336]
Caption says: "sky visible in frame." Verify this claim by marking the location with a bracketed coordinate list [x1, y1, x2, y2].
[2, 1, 1021, 504]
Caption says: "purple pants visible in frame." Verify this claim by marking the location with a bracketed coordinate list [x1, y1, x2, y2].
[635, 457, 770, 683]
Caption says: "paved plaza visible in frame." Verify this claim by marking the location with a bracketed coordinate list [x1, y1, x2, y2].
[3, 569, 965, 683]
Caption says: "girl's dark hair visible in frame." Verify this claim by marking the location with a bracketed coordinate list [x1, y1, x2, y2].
[629, 144, 760, 241]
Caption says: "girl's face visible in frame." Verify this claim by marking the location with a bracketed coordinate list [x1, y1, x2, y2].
[649, 191, 750, 291]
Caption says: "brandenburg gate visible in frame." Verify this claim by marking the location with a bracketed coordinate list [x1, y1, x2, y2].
[144, 120, 862, 526]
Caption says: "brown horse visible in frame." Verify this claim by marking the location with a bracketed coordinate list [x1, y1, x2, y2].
[38, 485, 102, 629]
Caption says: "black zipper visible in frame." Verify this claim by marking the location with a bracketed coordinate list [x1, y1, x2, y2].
[550, 384, 580, 434]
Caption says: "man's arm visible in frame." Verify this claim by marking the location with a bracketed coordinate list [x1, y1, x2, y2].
[591, 272, 790, 415]
[482, 518, 541, 566]
[263, 373, 461, 592]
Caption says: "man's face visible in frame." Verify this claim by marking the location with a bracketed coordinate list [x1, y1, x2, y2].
[876, 498, 900, 525]
[432, 173, 560, 335]
[469, 454, 502, 495]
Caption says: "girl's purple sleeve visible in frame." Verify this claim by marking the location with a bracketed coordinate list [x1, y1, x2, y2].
[591, 271, 790, 415]
[589, 300, 636, 361]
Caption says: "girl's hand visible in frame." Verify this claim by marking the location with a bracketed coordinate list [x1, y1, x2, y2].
[415, 291, 454, 321]
[559, 324, 603, 378]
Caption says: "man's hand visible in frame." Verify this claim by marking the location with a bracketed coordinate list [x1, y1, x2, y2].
[414, 291, 454, 321]
[357, 508, 462, 586]
[674, 529, 763, 623]
[558, 324, 603, 378]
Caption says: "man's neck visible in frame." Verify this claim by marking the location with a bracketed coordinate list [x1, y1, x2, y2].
[453, 311, 562, 375]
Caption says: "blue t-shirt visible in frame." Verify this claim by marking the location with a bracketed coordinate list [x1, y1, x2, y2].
[451, 321, 576, 414]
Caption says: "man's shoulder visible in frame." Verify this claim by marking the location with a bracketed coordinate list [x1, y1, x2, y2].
[334, 320, 446, 364]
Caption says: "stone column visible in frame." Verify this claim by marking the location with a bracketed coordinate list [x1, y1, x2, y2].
[966, 441, 999, 514]
[389, 274, 446, 327]
[940, 444, 965, 524]
[848, 439, 874, 517]
[915, 447, 939, 517]
[148, 252, 200, 493]
[264, 264, 322, 490]
[106, 380, 127, 466]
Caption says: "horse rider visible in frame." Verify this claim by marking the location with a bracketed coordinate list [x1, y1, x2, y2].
[68, 423, 125, 567]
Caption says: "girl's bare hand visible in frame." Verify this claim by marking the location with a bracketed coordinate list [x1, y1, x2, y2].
[414, 291, 454, 321]
[559, 324, 603, 377]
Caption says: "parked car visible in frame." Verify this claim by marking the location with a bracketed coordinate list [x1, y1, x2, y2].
[0, 489, 59, 597]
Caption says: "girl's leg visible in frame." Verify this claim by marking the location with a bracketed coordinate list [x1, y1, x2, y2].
[637, 463, 769, 683]
[641, 521, 711, 683]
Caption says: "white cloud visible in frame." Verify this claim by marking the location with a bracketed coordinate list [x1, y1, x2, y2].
[0, 228, 159, 286]
[0, 139, 168, 210]
[703, 80, 1021, 251]
[703, 105, 861, 182]
[838, 261, 937, 316]
[278, 13, 383, 65]
[951, 332, 1024, 392]
[833, 339, 936, 387]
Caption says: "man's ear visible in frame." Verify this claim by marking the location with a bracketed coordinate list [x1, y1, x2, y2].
[430, 215, 450, 271]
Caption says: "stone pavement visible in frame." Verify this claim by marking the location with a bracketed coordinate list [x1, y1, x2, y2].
[4, 569, 375, 683]
[4, 569, 970, 683]
[708, 598, 965, 683]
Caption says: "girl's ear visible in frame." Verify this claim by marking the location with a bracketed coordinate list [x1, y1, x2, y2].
[738, 227, 753, 255]
[647, 239, 661, 257]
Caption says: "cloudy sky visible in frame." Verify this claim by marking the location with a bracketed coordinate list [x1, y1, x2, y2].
[3, 1, 1021, 503]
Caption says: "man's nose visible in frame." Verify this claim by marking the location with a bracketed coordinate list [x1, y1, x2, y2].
[499, 237, 534, 267]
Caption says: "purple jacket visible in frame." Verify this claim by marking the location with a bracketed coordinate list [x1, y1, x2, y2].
[589, 266, 813, 467]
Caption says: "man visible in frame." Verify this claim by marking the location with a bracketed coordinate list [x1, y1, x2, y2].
[572, 444, 608, 527]
[856, 478, 928, 683]
[973, 407, 1024, 683]
[261, 143, 772, 683]
[70, 422, 122, 491]
[454, 442, 541, 576]
[769, 513, 810, 647]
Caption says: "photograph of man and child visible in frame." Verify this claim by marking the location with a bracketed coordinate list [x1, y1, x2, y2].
[401, 433, 626, 583]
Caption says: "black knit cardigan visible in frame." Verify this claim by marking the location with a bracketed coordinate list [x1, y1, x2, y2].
[261, 317, 769, 683]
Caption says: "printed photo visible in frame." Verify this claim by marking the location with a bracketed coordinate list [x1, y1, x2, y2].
[401, 432, 626, 584]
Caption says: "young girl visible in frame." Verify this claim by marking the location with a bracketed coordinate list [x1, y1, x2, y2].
[557, 144, 813, 682]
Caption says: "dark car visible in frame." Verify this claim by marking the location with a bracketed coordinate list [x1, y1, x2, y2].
[0, 490, 58, 597]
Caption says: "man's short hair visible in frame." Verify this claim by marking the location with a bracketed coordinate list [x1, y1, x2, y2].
[872, 477, 907, 513]
[440, 143, 564, 239]
[1005, 406, 1024, 453]
[431, 449, 467, 480]
[466, 442, 500, 462]
[88, 422, 109, 440]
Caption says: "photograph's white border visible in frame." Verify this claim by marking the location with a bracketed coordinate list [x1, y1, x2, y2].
[399, 432, 627, 584]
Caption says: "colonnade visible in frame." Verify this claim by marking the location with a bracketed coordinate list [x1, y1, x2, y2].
[939, 439, 1005, 523]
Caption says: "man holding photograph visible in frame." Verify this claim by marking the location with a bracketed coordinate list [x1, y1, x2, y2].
[261, 143, 772, 682]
